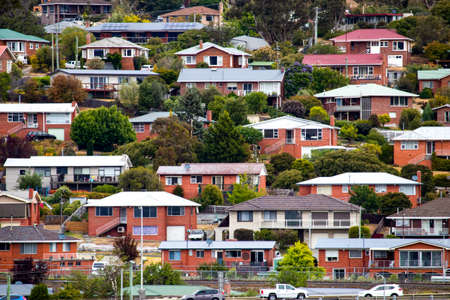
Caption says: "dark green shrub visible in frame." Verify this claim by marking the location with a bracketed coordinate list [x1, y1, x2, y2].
[93, 184, 120, 194]
[30, 283, 50, 300]
[172, 185, 184, 197]
[234, 228, 254, 241]
[348, 226, 371, 238]
[433, 174, 450, 187]
[432, 153, 450, 171]
[419, 88, 433, 99]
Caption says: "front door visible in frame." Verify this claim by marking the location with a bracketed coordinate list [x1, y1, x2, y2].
[286, 130, 294, 144]
[217, 251, 223, 264]
[426, 141, 435, 155]
[120, 207, 127, 223]
[251, 251, 264, 265]
[27, 114, 37, 127]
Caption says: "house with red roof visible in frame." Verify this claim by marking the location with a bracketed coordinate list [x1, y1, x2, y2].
[0, 46, 15, 73]
[159, 5, 221, 26]
[302, 54, 386, 85]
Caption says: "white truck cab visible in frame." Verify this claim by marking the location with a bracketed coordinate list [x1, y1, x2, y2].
[260, 284, 308, 300]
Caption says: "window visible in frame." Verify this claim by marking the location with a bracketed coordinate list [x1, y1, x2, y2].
[93, 49, 105, 58]
[422, 81, 434, 89]
[227, 82, 237, 91]
[35, 44, 39, 49]
[46, 113, 70, 124]
[400, 185, 415, 195]
[95, 207, 113, 216]
[209, 56, 218, 65]
[301, 128, 322, 140]
[63, 243, 71, 252]
[196, 250, 205, 258]
[49, 243, 56, 252]
[401, 141, 418, 150]
[118, 76, 129, 84]
[169, 250, 181, 260]
[237, 211, 253, 222]
[90, 76, 107, 89]
[400, 251, 441, 267]
[374, 250, 387, 258]
[76, 261, 81, 266]
[390, 96, 408, 106]
[206, 15, 213, 22]
[7, 113, 24, 122]
[134, 207, 157, 218]
[333, 269, 345, 280]
[29, 43, 33, 49]
[43, 6, 47, 13]
[393, 41, 405, 51]
[326, 250, 339, 262]
[67, 261, 73, 266]
[184, 56, 196, 65]
[317, 185, 332, 195]
[225, 250, 241, 258]
[165, 176, 181, 185]
[0, 243, 10, 251]
[445, 111, 450, 122]
[375, 185, 387, 193]
[243, 83, 252, 93]
[35, 167, 51, 177]
[168, 206, 185, 216]
[342, 185, 349, 193]
[122, 49, 133, 57]
[395, 219, 410, 227]
[20, 243, 37, 254]
[186, 83, 194, 88]
[263, 129, 278, 139]
[264, 211, 277, 221]
[133, 123, 145, 133]
[19, 170, 26, 175]
[349, 250, 362, 258]
[380, 41, 388, 47]
[190, 175, 202, 184]
[133, 226, 158, 235]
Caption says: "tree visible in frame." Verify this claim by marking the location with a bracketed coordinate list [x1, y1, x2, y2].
[200, 111, 250, 162]
[289, 95, 322, 116]
[133, 55, 149, 70]
[0, 72, 11, 101]
[0, 135, 36, 165]
[119, 82, 140, 113]
[29, 283, 50, 300]
[234, 229, 254, 241]
[172, 185, 184, 197]
[310, 67, 350, 93]
[142, 263, 183, 285]
[138, 77, 168, 110]
[0, 1, 45, 38]
[291, 159, 316, 180]
[119, 166, 162, 191]
[177, 87, 204, 124]
[199, 87, 221, 106]
[309, 106, 329, 123]
[270, 152, 296, 175]
[379, 192, 412, 215]
[244, 92, 268, 114]
[47, 75, 87, 103]
[378, 113, 391, 127]
[424, 41, 450, 61]
[238, 127, 263, 145]
[431, 0, 450, 24]
[113, 234, 138, 262]
[422, 102, 433, 121]
[284, 63, 313, 98]
[281, 100, 305, 117]
[250, 46, 278, 61]
[368, 114, 380, 128]
[195, 62, 209, 68]
[31, 46, 59, 73]
[59, 27, 95, 61]
[306, 43, 341, 54]
[18, 172, 42, 189]
[13, 258, 48, 284]
[348, 225, 371, 238]
[86, 58, 105, 69]
[106, 53, 122, 70]
[224, 96, 249, 125]
[399, 108, 422, 130]
[71, 106, 136, 152]
[350, 185, 380, 214]
[272, 169, 304, 190]
[339, 123, 358, 142]
[228, 175, 264, 204]
[400, 164, 433, 197]
[199, 184, 224, 207]
[277, 241, 324, 287]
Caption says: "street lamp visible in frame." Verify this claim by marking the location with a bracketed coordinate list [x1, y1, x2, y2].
[139, 206, 145, 300]
[376, 273, 386, 300]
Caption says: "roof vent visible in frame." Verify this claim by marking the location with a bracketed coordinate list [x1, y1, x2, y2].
[184, 163, 191, 170]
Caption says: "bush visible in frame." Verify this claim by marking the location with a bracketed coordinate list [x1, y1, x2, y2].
[432, 153, 450, 171]
[199, 184, 224, 208]
[93, 184, 120, 194]
[86, 58, 104, 69]
[18, 173, 42, 189]
[368, 114, 380, 128]
[234, 228, 254, 241]
[433, 174, 450, 187]
[420, 88, 433, 99]
[254, 229, 298, 250]
[29, 283, 50, 300]
[355, 120, 372, 135]
[348, 226, 371, 238]
[272, 169, 304, 190]
[172, 185, 184, 197]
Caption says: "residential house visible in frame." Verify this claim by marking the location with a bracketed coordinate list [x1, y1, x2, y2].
[0, 225, 93, 275]
[315, 238, 450, 279]
[80, 37, 149, 70]
[39, 0, 112, 25]
[84, 191, 199, 240]
[51, 69, 158, 98]
[392, 127, 450, 167]
[175, 41, 250, 68]
[341, 13, 410, 30]
[302, 54, 387, 85]
[0, 29, 49, 63]
[129, 111, 211, 141]
[418, 69, 450, 94]
[156, 163, 267, 200]
[0, 102, 79, 140]
[0, 46, 15, 73]
[177, 68, 285, 107]
[433, 104, 450, 126]
[243, 115, 339, 158]
[88, 22, 204, 44]
[297, 172, 421, 208]
[159, 240, 276, 270]
[221, 195, 361, 256]
[0, 189, 41, 227]
[230, 35, 270, 51]
[4, 155, 132, 192]
[314, 84, 418, 125]
[387, 197, 449, 238]
[158, 6, 221, 26]
[44, 21, 86, 34]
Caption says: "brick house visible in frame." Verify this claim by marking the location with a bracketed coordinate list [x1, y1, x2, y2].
[297, 172, 421, 208]
[177, 68, 285, 107]
[392, 127, 450, 167]
[159, 240, 276, 270]
[80, 37, 149, 70]
[418, 69, 450, 94]
[244, 115, 339, 158]
[0, 29, 49, 63]
[315, 238, 450, 280]
[39, 0, 112, 25]
[0, 102, 79, 140]
[433, 104, 450, 126]
[0, 46, 15, 73]
[387, 197, 449, 238]
[84, 191, 200, 241]
[0, 225, 92, 275]
[176, 41, 250, 68]
[0, 189, 41, 227]
[302, 54, 387, 85]
[221, 195, 361, 256]
[159, 6, 221, 26]
[314, 84, 418, 125]
[157, 163, 267, 200]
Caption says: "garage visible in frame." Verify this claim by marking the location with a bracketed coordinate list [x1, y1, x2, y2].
[47, 128, 65, 140]
[166, 226, 185, 241]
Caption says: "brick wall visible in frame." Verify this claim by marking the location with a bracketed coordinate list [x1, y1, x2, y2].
[436, 106, 450, 126]
[179, 47, 247, 68]
[84, 47, 145, 70]
[0, 40, 49, 59]
[392, 140, 450, 168]
[0, 49, 13, 73]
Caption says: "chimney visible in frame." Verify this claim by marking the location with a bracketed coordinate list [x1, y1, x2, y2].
[72, 101, 77, 107]
[416, 170, 421, 183]
[206, 110, 212, 122]
[330, 115, 335, 127]
[29, 188, 34, 200]
[199, 40, 203, 49]
[86, 33, 91, 45]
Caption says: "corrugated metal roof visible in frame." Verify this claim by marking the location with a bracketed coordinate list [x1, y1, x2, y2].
[79, 37, 147, 50]
[0, 103, 75, 113]
[124, 285, 210, 297]
[314, 238, 450, 250]
[0, 284, 53, 296]
[303, 54, 383, 66]
[249, 61, 274, 66]
[44, 21, 86, 34]
[244, 115, 336, 130]
[0, 190, 34, 203]
[231, 35, 270, 51]
[0, 29, 49, 43]
[4, 155, 132, 168]
[84, 191, 200, 207]
[88, 22, 204, 33]
[432, 104, 450, 110]
[55, 69, 158, 76]
[392, 127, 450, 141]
[314, 84, 418, 98]
[387, 197, 450, 219]
[331, 29, 412, 42]
[0, 225, 79, 243]
[297, 172, 420, 186]
[417, 69, 450, 80]
[159, 240, 276, 250]
[177, 68, 284, 82]
[160, 6, 219, 17]
[176, 42, 249, 56]
[129, 111, 207, 123]
[157, 163, 267, 176]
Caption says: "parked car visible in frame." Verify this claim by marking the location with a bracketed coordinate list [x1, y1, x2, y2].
[25, 131, 56, 141]
[260, 284, 308, 300]
[91, 261, 107, 275]
[65, 61, 81, 69]
[141, 64, 153, 71]
[181, 289, 224, 300]
[188, 229, 205, 240]
[0, 296, 27, 300]
[358, 284, 403, 298]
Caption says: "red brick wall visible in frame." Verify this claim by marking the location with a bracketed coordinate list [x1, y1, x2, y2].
[180, 82, 261, 96]
[179, 47, 247, 68]
[135, 123, 157, 141]
[0, 40, 49, 59]
[0, 49, 14, 72]
[84, 47, 145, 70]
[436, 106, 450, 126]
[393, 140, 450, 168]
[318, 249, 369, 277]
[419, 76, 449, 93]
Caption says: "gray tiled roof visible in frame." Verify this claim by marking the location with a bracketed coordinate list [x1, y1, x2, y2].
[387, 197, 450, 218]
[177, 68, 284, 82]
[88, 22, 204, 33]
[230, 35, 270, 51]
[79, 37, 147, 49]
[0, 225, 79, 242]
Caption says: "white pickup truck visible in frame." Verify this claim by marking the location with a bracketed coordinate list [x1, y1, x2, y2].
[260, 284, 308, 300]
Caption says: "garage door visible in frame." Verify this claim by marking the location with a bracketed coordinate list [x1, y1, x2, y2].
[166, 226, 185, 241]
[48, 128, 65, 140]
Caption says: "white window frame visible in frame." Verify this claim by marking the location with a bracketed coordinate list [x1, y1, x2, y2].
[263, 211, 277, 221]
[190, 175, 202, 184]
[29, 43, 34, 50]
[342, 185, 349, 193]
[375, 185, 387, 193]
[7, 112, 24, 122]
[395, 219, 410, 227]
[422, 81, 434, 89]
[393, 41, 405, 51]
[380, 41, 388, 47]
[20, 243, 37, 254]
[165, 176, 182, 186]
[169, 250, 181, 261]
[122, 49, 133, 57]
[263, 129, 279, 139]
[63, 242, 71, 252]
[301, 128, 322, 141]
[49, 243, 56, 252]
[326, 250, 339, 262]
[133, 123, 145, 133]
[399, 185, 415, 196]
[400, 141, 418, 150]
[184, 56, 196, 65]
[349, 250, 362, 258]
[186, 82, 194, 89]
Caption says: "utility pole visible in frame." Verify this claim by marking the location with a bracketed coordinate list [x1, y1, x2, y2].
[314, 7, 319, 45]
[129, 263, 133, 300]
[139, 206, 145, 300]
[75, 35, 79, 69]
[56, 22, 60, 69]
[51, 33, 54, 72]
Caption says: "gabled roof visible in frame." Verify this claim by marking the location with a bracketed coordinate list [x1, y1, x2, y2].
[4, 155, 132, 168]
[129, 111, 208, 123]
[432, 104, 450, 111]
[230, 35, 270, 51]
[330, 29, 412, 42]
[84, 191, 200, 207]
[314, 84, 418, 98]
[392, 127, 450, 141]
[159, 240, 276, 250]
[387, 197, 450, 219]
[0, 225, 79, 243]
[0, 103, 76, 113]
[0, 45, 16, 60]
[244, 115, 336, 130]
[177, 68, 284, 83]
[79, 37, 148, 50]
[55, 69, 158, 76]
[314, 238, 450, 250]
[40, 0, 111, 5]
[297, 172, 420, 186]
[303, 54, 383, 66]
[0, 29, 49, 43]
[157, 163, 267, 176]
[417, 69, 450, 80]
[88, 22, 204, 33]
[175, 42, 249, 56]
[159, 6, 219, 17]
[0, 190, 39, 203]
[228, 195, 361, 211]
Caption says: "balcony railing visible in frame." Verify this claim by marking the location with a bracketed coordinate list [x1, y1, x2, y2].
[370, 259, 443, 268]
[43, 253, 78, 260]
[27, 123, 39, 128]
[370, 260, 395, 268]
[351, 75, 382, 80]
[51, 174, 120, 184]
[335, 105, 361, 112]
[393, 227, 449, 236]
[285, 138, 295, 144]
[261, 219, 352, 229]
[82, 83, 118, 91]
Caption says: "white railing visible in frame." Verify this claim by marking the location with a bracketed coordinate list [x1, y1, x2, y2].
[260, 219, 352, 229]
[43, 253, 78, 260]
[393, 227, 449, 236]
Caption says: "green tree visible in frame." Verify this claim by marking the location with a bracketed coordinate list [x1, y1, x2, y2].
[400, 164, 433, 197]
[424, 41, 450, 61]
[86, 58, 105, 69]
[234, 229, 254, 241]
[431, 0, 450, 24]
[18, 173, 42, 189]
[270, 152, 296, 175]
[29, 283, 50, 300]
[306, 43, 341, 54]
[138, 77, 168, 110]
[368, 114, 380, 128]
[200, 111, 250, 162]
[199, 184, 224, 207]
[244, 92, 268, 114]
[272, 169, 304, 190]
[114, 139, 156, 167]
[310, 67, 350, 93]
[289, 95, 322, 116]
[378, 113, 391, 127]
[422, 102, 433, 121]
[238, 127, 263, 145]
[291, 159, 316, 180]
[349, 185, 379, 213]
[284, 63, 313, 98]
[93, 184, 120, 194]
[348, 225, 371, 238]
[0, 2, 45, 38]
[224, 96, 249, 125]
[379, 192, 412, 215]
[30, 46, 60, 73]
[177, 87, 204, 124]
[106, 52, 122, 70]
[59, 27, 95, 61]
[52, 284, 82, 299]
[142, 263, 183, 285]
[399, 108, 422, 130]
[0, 72, 11, 101]
[172, 185, 184, 197]
[199, 87, 222, 106]
[118, 166, 162, 191]
[228, 175, 264, 204]
[119, 82, 140, 113]
[339, 123, 358, 142]
[309, 106, 329, 123]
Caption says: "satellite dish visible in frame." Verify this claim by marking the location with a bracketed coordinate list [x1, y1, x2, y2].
[412, 175, 418, 181]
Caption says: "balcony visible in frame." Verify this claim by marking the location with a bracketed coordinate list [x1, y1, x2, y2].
[51, 174, 120, 185]
[43, 253, 78, 260]
[351, 75, 382, 81]
[82, 83, 118, 91]
[260, 219, 352, 229]
[370, 260, 395, 268]
[335, 105, 361, 112]
[393, 227, 449, 237]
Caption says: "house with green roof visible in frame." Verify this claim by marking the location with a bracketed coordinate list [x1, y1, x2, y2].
[418, 68, 450, 94]
[0, 29, 49, 63]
